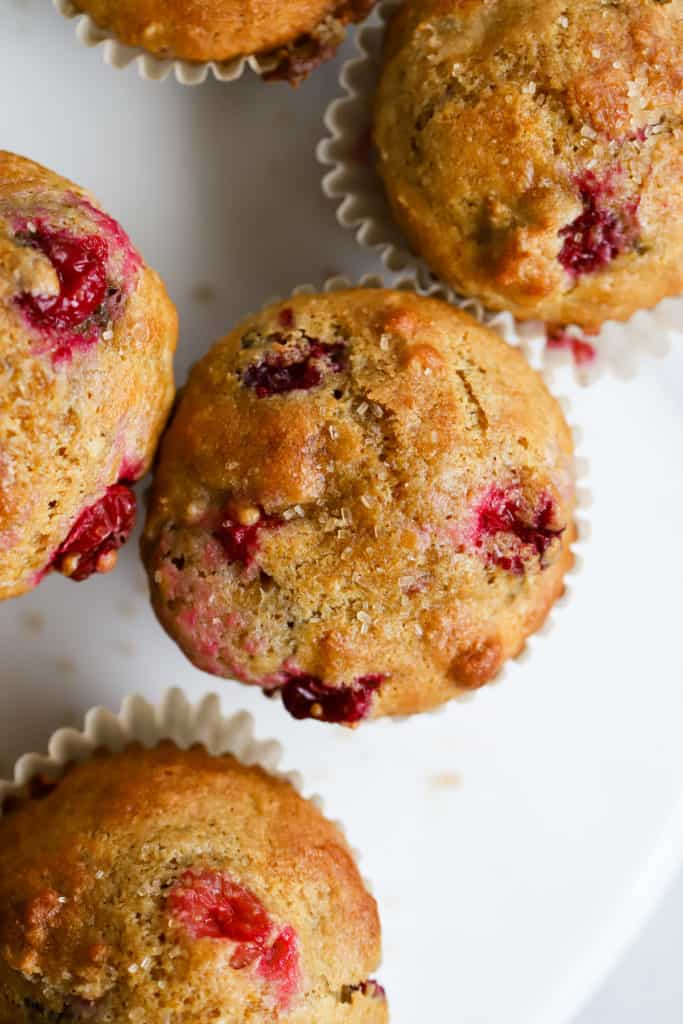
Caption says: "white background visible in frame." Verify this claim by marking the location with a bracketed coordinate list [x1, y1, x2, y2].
[1, 3, 682, 1021]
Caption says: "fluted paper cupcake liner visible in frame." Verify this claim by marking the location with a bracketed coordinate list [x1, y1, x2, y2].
[317, 0, 680, 382]
[53, 0, 279, 85]
[260, 274, 591, 715]
[0, 688, 365, 867]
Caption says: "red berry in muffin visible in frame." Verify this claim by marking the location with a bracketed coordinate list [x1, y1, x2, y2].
[0, 151, 177, 599]
[142, 289, 575, 722]
[0, 742, 386, 1022]
[374, 0, 683, 329]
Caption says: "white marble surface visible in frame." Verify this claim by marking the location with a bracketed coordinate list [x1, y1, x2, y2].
[580, 868, 683, 1022]
[1, 4, 682, 1022]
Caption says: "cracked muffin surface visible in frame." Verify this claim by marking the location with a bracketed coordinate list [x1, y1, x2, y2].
[142, 289, 575, 724]
[0, 151, 177, 600]
[374, 0, 683, 329]
[0, 742, 386, 1023]
[70, 0, 376, 84]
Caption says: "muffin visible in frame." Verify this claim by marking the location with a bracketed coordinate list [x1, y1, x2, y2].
[142, 288, 575, 724]
[0, 742, 386, 1022]
[69, 0, 377, 85]
[374, 0, 683, 330]
[0, 151, 177, 600]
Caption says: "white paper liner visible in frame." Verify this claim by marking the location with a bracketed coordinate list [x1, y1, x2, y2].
[53, 0, 278, 85]
[0, 689, 385, 998]
[264, 274, 591, 715]
[317, 0, 681, 382]
[0, 688, 367, 871]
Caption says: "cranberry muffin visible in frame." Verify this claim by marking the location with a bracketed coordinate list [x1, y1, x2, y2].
[0, 742, 386, 1022]
[374, 0, 683, 330]
[70, 0, 376, 85]
[142, 289, 575, 724]
[0, 151, 176, 600]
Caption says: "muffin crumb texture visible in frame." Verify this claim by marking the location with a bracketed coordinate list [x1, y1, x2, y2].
[70, 0, 377, 83]
[374, 0, 683, 328]
[0, 743, 386, 1022]
[142, 289, 575, 723]
[0, 151, 177, 600]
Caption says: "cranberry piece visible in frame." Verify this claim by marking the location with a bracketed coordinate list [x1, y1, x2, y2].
[558, 171, 639, 278]
[27, 774, 61, 800]
[76, 197, 142, 287]
[257, 925, 300, 1007]
[360, 979, 386, 1000]
[278, 306, 295, 328]
[214, 511, 281, 568]
[169, 870, 271, 944]
[53, 483, 136, 582]
[169, 870, 300, 1009]
[279, 673, 385, 724]
[343, 978, 387, 1004]
[546, 326, 596, 366]
[229, 942, 262, 969]
[474, 485, 564, 575]
[15, 228, 109, 356]
[242, 338, 346, 397]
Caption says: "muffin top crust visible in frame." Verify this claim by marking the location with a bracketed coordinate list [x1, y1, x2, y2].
[374, 0, 683, 328]
[142, 288, 575, 723]
[0, 151, 176, 600]
[0, 742, 385, 1023]
[70, 0, 376, 83]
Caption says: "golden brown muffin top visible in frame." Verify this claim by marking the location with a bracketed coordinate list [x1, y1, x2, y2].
[72, 0, 375, 77]
[143, 289, 574, 722]
[0, 151, 177, 600]
[0, 742, 385, 1022]
[374, 0, 683, 327]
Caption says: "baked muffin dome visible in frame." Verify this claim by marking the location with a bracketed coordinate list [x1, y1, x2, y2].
[0, 151, 176, 600]
[0, 742, 385, 1023]
[374, 0, 683, 330]
[142, 288, 575, 724]
[70, 0, 376, 85]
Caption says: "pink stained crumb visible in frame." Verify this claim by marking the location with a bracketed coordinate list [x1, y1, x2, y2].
[176, 605, 221, 661]
[214, 511, 282, 569]
[118, 457, 146, 482]
[74, 195, 142, 291]
[0, 530, 17, 554]
[472, 484, 564, 575]
[628, 127, 648, 144]
[243, 635, 264, 656]
[558, 170, 640, 278]
[169, 870, 300, 1009]
[257, 925, 301, 1009]
[52, 483, 136, 582]
[170, 590, 233, 676]
[278, 672, 386, 724]
[546, 326, 597, 367]
[400, 573, 431, 596]
[242, 338, 347, 397]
